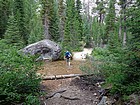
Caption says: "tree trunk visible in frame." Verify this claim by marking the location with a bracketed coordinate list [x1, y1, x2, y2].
[119, 26, 122, 41]
[122, 0, 127, 46]
[44, 12, 50, 39]
[123, 26, 127, 46]
[119, 15, 122, 43]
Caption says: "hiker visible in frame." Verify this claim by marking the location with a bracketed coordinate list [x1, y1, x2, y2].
[64, 51, 72, 66]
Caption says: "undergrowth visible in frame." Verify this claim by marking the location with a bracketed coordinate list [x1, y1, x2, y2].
[0, 40, 42, 105]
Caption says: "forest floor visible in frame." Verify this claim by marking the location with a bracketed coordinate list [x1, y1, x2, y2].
[41, 76, 100, 105]
[38, 60, 102, 105]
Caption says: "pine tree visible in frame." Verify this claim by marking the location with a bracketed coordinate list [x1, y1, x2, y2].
[4, 15, 24, 47]
[40, 0, 60, 42]
[24, 0, 44, 44]
[118, 0, 128, 46]
[124, 0, 140, 89]
[28, 15, 44, 44]
[58, 0, 65, 42]
[49, 0, 60, 42]
[64, 0, 83, 51]
[102, 1, 140, 95]
[63, 0, 75, 50]
[1, 0, 44, 44]
[75, 0, 83, 41]
[105, 0, 116, 45]
[82, 15, 92, 47]
[94, 0, 107, 23]
[0, 0, 12, 38]
[13, 0, 27, 44]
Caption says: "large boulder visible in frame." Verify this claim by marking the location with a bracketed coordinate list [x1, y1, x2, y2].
[20, 39, 61, 61]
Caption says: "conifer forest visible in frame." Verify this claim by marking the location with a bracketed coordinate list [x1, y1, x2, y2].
[0, 0, 140, 104]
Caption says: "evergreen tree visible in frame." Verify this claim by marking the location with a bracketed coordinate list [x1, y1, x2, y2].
[0, 0, 12, 38]
[118, 0, 128, 46]
[98, 0, 140, 95]
[105, 0, 116, 45]
[28, 15, 44, 44]
[4, 15, 24, 47]
[13, 0, 27, 44]
[40, 0, 50, 39]
[24, 0, 44, 44]
[40, 0, 60, 42]
[58, 0, 65, 42]
[49, 0, 60, 42]
[64, 0, 83, 51]
[94, 0, 107, 23]
[123, 0, 140, 92]
[75, 0, 83, 41]
[82, 15, 92, 47]
[92, 17, 106, 47]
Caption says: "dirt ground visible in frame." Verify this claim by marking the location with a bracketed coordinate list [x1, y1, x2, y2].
[40, 76, 101, 105]
[39, 60, 101, 105]
[37, 60, 84, 76]
[38, 59, 140, 105]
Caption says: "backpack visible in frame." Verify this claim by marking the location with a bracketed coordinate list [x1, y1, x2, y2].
[65, 52, 71, 58]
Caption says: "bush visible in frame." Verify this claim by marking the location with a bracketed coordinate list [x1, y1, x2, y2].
[89, 46, 140, 96]
[0, 40, 41, 104]
[92, 47, 110, 60]
[94, 47, 140, 95]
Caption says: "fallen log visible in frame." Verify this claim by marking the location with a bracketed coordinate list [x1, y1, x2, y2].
[42, 74, 106, 81]
[42, 74, 90, 80]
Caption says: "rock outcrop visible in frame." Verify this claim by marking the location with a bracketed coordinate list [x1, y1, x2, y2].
[20, 39, 61, 61]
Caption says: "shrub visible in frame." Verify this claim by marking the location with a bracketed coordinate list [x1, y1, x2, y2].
[0, 40, 41, 104]
[95, 46, 140, 95]
[86, 46, 140, 96]
[92, 47, 110, 60]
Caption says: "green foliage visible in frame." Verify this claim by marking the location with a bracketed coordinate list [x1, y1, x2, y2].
[0, 40, 41, 104]
[45, 0, 60, 42]
[105, 0, 116, 44]
[82, 16, 92, 47]
[91, 17, 106, 47]
[92, 47, 110, 60]
[0, 0, 12, 38]
[75, 0, 83, 41]
[27, 16, 44, 44]
[92, 44, 140, 95]
[63, 0, 83, 51]
[58, 0, 65, 42]
[81, 1, 140, 100]
[4, 15, 24, 48]
[40, 0, 60, 42]
[13, 0, 28, 44]
[24, 94, 40, 105]
[24, 0, 44, 44]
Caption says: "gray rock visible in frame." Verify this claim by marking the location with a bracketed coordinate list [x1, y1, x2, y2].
[98, 96, 107, 105]
[20, 39, 61, 61]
